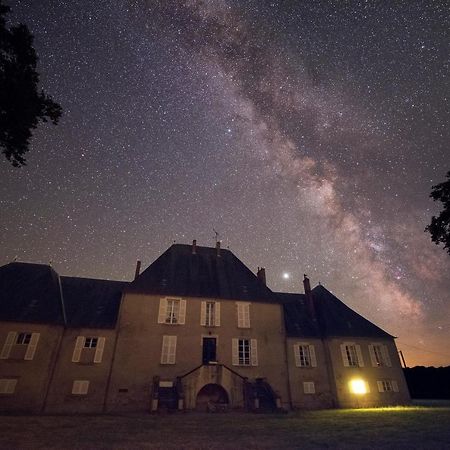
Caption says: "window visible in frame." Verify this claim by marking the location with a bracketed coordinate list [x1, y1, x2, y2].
[84, 337, 98, 348]
[0, 379, 17, 394]
[340, 342, 364, 367]
[232, 338, 258, 366]
[161, 335, 177, 364]
[72, 336, 106, 363]
[158, 298, 186, 325]
[201, 301, 221, 327]
[294, 343, 317, 367]
[0, 331, 40, 360]
[72, 380, 89, 395]
[303, 381, 315, 394]
[16, 333, 32, 345]
[369, 343, 392, 367]
[377, 380, 399, 393]
[236, 302, 250, 328]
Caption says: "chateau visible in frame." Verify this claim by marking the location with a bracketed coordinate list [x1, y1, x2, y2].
[0, 241, 410, 413]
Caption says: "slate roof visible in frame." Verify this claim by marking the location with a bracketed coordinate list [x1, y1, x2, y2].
[0, 262, 65, 325]
[129, 244, 275, 302]
[61, 277, 127, 329]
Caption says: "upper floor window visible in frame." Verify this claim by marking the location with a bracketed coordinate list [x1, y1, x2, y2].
[369, 343, 392, 367]
[161, 335, 177, 364]
[0, 331, 40, 360]
[232, 338, 258, 366]
[340, 342, 364, 367]
[72, 336, 105, 363]
[236, 302, 250, 328]
[294, 343, 317, 367]
[158, 297, 186, 325]
[201, 301, 221, 327]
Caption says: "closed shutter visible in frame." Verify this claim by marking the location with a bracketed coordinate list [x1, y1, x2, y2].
[251, 339, 258, 366]
[392, 380, 399, 392]
[0, 379, 17, 394]
[168, 336, 177, 364]
[303, 381, 315, 394]
[24, 333, 40, 360]
[244, 304, 250, 328]
[158, 298, 167, 324]
[215, 302, 221, 326]
[232, 338, 239, 365]
[340, 344, 349, 367]
[200, 301, 206, 326]
[294, 345, 301, 367]
[72, 380, 89, 395]
[237, 303, 244, 328]
[382, 345, 392, 367]
[356, 344, 364, 367]
[72, 336, 85, 362]
[94, 337, 106, 363]
[365, 381, 371, 393]
[0, 331, 17, 359]
[369, 344, 378, 366]
[237, 303, 250, 328]
[377, 381, 384, 392]
[309, 345, 317, 367]
[161, 336, 169, 364]
[178, 299, 186, 325]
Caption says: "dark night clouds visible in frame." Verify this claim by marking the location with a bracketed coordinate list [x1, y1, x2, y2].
[1, 0, 449, 365]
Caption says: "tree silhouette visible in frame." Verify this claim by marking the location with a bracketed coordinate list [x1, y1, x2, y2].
[425, 171, 450, 255]
[0, 1, 62, 167]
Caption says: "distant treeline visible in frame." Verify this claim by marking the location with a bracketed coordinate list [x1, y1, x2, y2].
[403, 366, 450, 399]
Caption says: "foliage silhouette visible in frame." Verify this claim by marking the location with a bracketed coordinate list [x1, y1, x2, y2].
[0, 1, 62, 167]
[425, 171, 450, 255]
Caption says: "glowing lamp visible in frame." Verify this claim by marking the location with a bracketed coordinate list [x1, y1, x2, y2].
[349, 379, 367, 395]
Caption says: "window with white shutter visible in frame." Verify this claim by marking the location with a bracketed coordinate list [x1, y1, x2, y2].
[0, 378, 17, 394]
[232, 338, 257, 366]
[377, 380, 399, 393]
[161, 335, 177, 364]
[0, 331, 40, 360]
[201, 301, 221, 327]
[0, 332, 17, 359]
[294, 343, 317, 367]
[158, 298, 186, 324]
[72, 380, 89, 395]
[24, 333, 40, 360]
[93, 337, 106, 363]
[341, 342, 364, 367]
[303, 381, 315, 394]
[72, 336, 85, 362]
[72, 336, 105, 363]
[236, 302, 250, 328]
[369, 343, 392, 367]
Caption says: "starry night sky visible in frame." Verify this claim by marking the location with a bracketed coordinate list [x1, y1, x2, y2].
[1, 0, 449, 366]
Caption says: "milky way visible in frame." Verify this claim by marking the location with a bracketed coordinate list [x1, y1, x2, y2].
[1, 0, 449, 366]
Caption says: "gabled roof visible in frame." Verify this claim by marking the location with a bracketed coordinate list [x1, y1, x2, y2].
[61, 277, 127, 329]
[0, 262, 65, 325]
[312, 285, 393, 338]
[129, 244, 275, 302]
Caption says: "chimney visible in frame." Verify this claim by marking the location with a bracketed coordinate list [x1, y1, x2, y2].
[257, 267, 266, 285]
[303, 274, 316, 320]
[192, 239, 197, 254]
[134, 260, 141, 280]
[216, 240, 221, 257]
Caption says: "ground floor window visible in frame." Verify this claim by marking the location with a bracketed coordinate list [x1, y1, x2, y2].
[0, 379, 17, 394]
[377, 380, 399, 392]
[303, 381, 315, 394]
[72, 380, 89, 395]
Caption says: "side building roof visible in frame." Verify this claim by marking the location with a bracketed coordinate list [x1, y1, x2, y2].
[128, 244, 275, 302]
[0, 262, 65, 325]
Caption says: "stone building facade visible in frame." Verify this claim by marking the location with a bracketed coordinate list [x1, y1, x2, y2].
[0, 242, 410, 413]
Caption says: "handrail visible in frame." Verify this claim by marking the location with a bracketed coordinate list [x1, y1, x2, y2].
[179, 363, 247, 381]
[179, 364, 204, 379]
[220, 363, 247, 380]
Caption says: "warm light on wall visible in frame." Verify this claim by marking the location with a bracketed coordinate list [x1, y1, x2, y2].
[349, 379, 367, 394]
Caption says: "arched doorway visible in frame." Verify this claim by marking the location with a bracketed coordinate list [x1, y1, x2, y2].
[196, 383, 229, 411]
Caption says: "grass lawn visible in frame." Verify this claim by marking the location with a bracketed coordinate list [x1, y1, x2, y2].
[1, 407, 449, 449]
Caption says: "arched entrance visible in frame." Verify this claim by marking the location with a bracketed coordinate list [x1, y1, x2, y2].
[195, 383, 229, 411]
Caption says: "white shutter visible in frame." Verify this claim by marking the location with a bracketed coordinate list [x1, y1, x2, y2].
[232, 338, 239, 365]
[0, 379, 17, 394]
[94, 337, 105, 363]
[0, 331, 17, 359]
[382, 345, 392, 367]
[356, 345, 364, 367]
[251, 339, 258, 366]
[369, 344, 378, 366]
[161, 336, 169, 364]
[178, 299, 186, 325]
[158, 298, 167, 324]
[168, 336, 177, 364]
[294, 345, 301, 367]
[215, 302, 221, 326]
[303, 381, 315, 394]
[237, 303, 244, 328]
[365, 381, 371, 393]
[200, 301, 206, 326]
[244, 303, 250, 328]
[309, 345, 317, 367]
[24, 333, 40, 360]
[377, 381, 384, 392]
[72, 380, 89, 395]
[340, 344, 349, 367]
[72, 336, 85, 362]
[392, 380, 399, 392]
